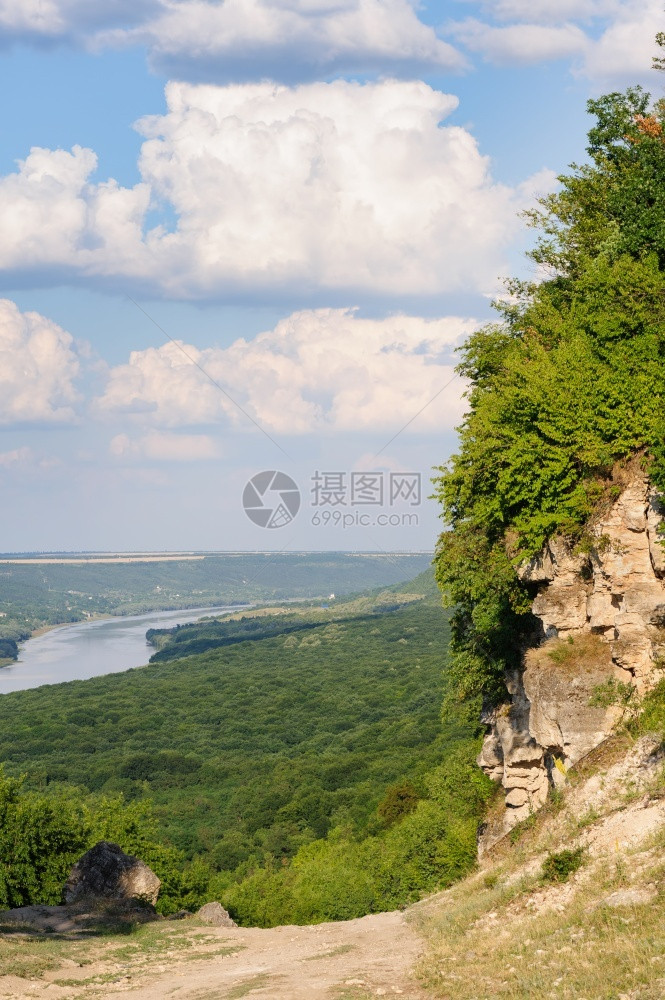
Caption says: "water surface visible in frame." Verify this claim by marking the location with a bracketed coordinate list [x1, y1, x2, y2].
[0, 605, 243, 693]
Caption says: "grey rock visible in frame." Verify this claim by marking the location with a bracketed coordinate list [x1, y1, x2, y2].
[601, 887, 657, 908]
[647, 491, 665, 577]
[64, 841, 160, 907]
[197, 901, 237, 927]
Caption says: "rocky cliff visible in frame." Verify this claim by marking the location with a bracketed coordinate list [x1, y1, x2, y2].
[478, 471, 665, 852]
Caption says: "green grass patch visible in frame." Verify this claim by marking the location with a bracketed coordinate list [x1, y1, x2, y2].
[540, 848, 585, 884]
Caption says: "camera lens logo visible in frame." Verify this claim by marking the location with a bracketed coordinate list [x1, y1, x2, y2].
[242, 471, 301, 529]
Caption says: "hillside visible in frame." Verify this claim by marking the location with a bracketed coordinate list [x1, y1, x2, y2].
[3, 720, 665, 999]
[0, 551, 432, 649]
[0, 574, 491, 921]
[4, 72, 665, 1000]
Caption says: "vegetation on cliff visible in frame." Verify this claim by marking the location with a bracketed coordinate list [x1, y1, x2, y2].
[433, 82, 665, 704]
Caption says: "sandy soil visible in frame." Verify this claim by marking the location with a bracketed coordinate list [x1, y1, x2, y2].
[0, 909, 429, 1000]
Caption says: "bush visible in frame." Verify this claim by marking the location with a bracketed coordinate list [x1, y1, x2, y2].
[0, 769, 195, 913]
[541, 848, 585, 884]
[377, 781, 420, 827]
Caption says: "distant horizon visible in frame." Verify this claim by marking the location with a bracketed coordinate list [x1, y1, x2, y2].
[0, 549, 434, 560]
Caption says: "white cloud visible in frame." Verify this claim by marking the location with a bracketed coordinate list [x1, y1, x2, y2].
[0, 145, 152, 280]
[580, 0, 664, 85]
[0, 299, 81, 425]
[1, 0, 660, 88]
[459, 0, 609, 25]
[97, 308, 474, 435]
[0, 79, 540, 300]
[0, 446, 34, 469]
[451, 19, 589, 64]
[0, 0, 463, 79]
[0, 446, 62, 474]
[110, 430, 221, 461]
[449, 0, 664, 85]
[0, 0, 162, 46]
[110, 0, 465, 80]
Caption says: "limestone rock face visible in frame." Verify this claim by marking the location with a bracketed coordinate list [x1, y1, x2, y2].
[64, 841, 160, 906]
[478, 472, 665, 854]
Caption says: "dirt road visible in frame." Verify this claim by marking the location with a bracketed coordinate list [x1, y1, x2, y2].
[1, 909, 429, 1000]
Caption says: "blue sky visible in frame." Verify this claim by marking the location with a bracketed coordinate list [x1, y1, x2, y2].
[0, 0, 662, 553]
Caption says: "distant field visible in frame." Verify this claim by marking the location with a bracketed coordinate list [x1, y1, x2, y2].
[0, 550, 433, 647]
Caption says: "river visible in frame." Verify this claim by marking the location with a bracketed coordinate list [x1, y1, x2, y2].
[0, 605, 244, 693]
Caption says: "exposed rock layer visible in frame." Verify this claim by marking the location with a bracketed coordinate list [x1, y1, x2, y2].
[478, 473, 665, 852]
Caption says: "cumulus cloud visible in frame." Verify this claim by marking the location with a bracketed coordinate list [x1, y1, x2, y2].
[0, 299, 81, 425]
[0, 145, 151, 280]
[451, 19, 588, 65]
[0, 79, 543, 300]
[109, 431, 220, 461]
[0, 0, 463, 79]
[96, 308, 475, 435]
[580, 0, 664, 86]
[110, 0, 465, 81]
[449, 0, 664, 85]
[1, 0, 661, 88]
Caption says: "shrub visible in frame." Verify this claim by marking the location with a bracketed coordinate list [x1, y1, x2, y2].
[541, 848, 585, 884]
[377, 781, 420, 827]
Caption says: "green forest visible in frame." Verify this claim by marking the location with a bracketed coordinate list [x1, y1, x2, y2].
[0, 573, 492, 922]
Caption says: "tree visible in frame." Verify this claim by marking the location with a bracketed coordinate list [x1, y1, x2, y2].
[433, 77, 665, 705]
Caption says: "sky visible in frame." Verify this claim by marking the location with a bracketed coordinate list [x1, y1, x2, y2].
[0, 0, 663, 554]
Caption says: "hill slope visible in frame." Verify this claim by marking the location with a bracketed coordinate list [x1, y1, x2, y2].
[0, 575, 490, 921]
[3, 724, 665, 999]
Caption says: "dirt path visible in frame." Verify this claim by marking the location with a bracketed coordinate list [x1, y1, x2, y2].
[1, 909, 429, 1000]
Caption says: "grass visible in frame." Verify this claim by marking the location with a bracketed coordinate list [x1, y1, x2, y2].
[333, 989, 374, 1000]
[0, 918, 241, 984]
[543, 633, 612, 673]
[303, 943, 355, 960]
[109, 925, 203, 960]
[418, 878, 665, 999]
[54, 971, 123, 987]
[0, 924, 106, 980]
[109, 923, 241, 964]
[414, 740, 665, 1000]
[225, 973, 276, 998]
[540, 848, 585, 884]
[333, 993, 372, 1000]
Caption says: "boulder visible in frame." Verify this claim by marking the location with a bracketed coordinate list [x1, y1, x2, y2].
[64, 841, 160, 907]
[197, 901, 237, 927]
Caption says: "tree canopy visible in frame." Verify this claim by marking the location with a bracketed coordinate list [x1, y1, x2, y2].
[433, 81, 665, 703]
